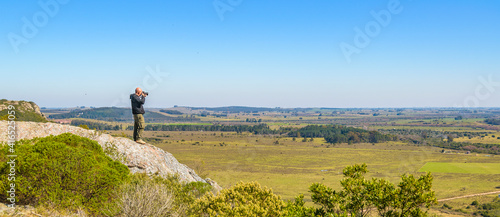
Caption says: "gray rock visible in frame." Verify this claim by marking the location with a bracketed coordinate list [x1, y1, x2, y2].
[0, 121, 221, 191]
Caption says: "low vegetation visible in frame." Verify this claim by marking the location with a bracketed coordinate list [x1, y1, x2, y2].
[0, 133, 129, 214]
[307, 164, 437, 216]
[190, 181, 286, 216]
[190, 164, 437, 217]
[472, 197, 500, 217]
[0, 133, 211, 216]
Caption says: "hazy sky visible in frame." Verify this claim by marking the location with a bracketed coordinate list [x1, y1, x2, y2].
[1, 1, 499, 108]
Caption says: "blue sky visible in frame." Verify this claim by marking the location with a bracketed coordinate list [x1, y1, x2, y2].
[1, 0, 499, 108]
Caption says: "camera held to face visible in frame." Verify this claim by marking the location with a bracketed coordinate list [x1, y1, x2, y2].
[142, 91, 149, 96]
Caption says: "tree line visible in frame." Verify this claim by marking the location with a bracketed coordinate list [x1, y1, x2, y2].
[485, 118, 500, 125]
[144, 123, 279, 134]
[431, 140, 499, 155]
[383, 129, 500, 155]
[288, 125, 397, 144]
[159, 109, 183, 115]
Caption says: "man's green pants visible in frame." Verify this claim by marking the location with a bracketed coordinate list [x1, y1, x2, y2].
[133, 114, 145, 141]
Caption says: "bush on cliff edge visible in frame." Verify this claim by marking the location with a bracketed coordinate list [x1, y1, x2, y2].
[0, 133, 129, 215]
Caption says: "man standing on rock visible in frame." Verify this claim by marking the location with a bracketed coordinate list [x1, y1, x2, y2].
[130, 87, 147, 144]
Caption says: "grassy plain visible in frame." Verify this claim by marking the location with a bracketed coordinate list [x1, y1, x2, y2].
[109, 130, 500, 208]
[455, 133, 500, 144]
[419, 162, 500, 174]
[73, 107, 500, 216]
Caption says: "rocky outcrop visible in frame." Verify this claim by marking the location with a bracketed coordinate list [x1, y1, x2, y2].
[0, 100, 47, 122]
[0, 121, 221, 191]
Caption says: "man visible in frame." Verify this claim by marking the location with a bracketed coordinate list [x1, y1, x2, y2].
[130, 87, 147, 144]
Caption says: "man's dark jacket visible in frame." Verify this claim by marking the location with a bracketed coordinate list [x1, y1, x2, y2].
[130, 94, 145, 114]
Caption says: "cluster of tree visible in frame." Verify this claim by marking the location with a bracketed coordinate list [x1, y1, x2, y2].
[485, 118, 500, 125]
[288, 125, 396, 144]
[245, 118, 262, 123]
[198, 111, 210, 117]
[71, 119, 122, 131]
[49, 107, 200, 122]
[471, 198, 500, 217]
[159, 109, 183, 115]
[144, 123, 278, 134]
[305, 164, 436, 216]
[191, 164, 437, 217]
[380, 129, 483, 140]
[433, 140, 500, 155]
[382, 129, 499, 154]
[324, 131, 396, 144]
[212, 113, 227, 118]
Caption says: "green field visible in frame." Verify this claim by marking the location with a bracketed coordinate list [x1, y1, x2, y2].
[419, 162, 500, 174]
[111, 130, 500, 205]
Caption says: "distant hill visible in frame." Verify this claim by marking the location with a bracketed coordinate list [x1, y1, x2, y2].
[0, 99, 47, 122]
[48, 107, 199, 122]
[188, 106, 309, 113]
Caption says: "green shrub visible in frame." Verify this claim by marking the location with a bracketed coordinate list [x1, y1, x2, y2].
[104, 173, 212, 216]
[475, 198, 500, 217]
[308, 164, 437, 217]
[442, 203, 452, 209]
[283, 194, 317, 217]
[112, 173, 181, 217]
[152, 173, 212, 213]
[0, 133, 129, 215]
[190, 181, 285, 217]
